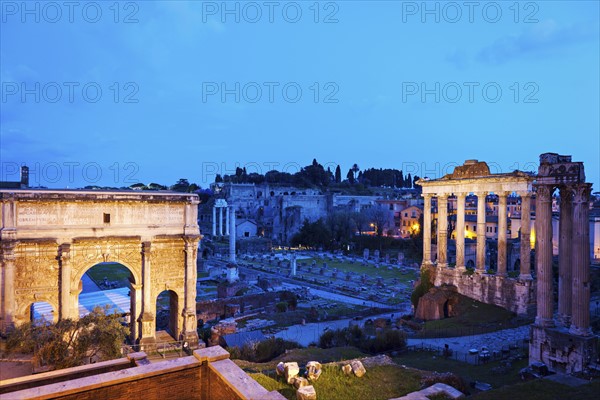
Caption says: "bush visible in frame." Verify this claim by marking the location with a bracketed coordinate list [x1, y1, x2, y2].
[275, 302, 288, 313]
[228, 337, 301, 363]
[318, 325, 406, 354]
[411, 268, 433, 309]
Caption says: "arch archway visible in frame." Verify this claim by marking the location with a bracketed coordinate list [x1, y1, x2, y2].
[22, 301, 58, 325]
[75, 261, 139, 343]
[156, 290, 180, 340]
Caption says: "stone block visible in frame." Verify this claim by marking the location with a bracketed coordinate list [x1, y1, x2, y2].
[284, 362, 300, 384]
[293, 376, 309, 389]
[305, 361, 322, 381]
[341, 364, 353, 375]
[350, 360, 366, 377]
[296, 385, 317, 400]
[276, 362, 285, 376]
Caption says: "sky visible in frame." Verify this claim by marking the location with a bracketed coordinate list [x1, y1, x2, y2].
[1, 0, 599, 189]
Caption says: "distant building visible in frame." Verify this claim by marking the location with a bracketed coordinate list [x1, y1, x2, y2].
[236, 218, 258, 238]
[0, 165, 29, 189]
[399, 205, 422, 238]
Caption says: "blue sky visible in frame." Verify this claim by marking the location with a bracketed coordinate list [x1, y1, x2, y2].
[1, 0, 599, 189]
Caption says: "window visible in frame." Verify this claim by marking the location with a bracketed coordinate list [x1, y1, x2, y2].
[404, 212, 408, 217]
[389, 204, 394, 210]
[103, 213, 111, 223]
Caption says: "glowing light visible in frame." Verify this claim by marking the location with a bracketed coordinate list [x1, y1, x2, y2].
[530, 229, 536, 249]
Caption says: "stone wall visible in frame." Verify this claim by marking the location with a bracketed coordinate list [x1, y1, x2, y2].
[432, 267, 535, 315]
[196, 291, 280, 322]
[0, 347, 286, 400]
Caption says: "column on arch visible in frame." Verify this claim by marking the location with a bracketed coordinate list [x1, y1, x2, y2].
[518, 192, 532, 280]
[437, 193, 449, 267]
[183, 236, 200, 345]
[422, 193, 433, 266]
[558, 186, 573, 327]
[59, 243, 72, 320]
[476, 192, 487, 272]
[225, 205, 230, 236]
[455, 192, 466, 269]
[497, 191, 508, 276]
[534, 184, 554, 327]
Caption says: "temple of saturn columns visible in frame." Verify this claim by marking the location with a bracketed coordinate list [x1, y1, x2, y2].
[529, 153, 596, 373]
[417, 160, 536, 315]
[418, 153, 596, 373]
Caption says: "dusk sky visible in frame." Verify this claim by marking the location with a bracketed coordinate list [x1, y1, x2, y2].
[1, 1, 599, 189]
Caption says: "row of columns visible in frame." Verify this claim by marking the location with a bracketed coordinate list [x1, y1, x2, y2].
[212, 205, 233, 237]
[422, 192, 532, 279]
[535, 183, 592, 336]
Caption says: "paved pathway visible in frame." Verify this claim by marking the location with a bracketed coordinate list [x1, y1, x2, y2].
[407, 325, 530, 354]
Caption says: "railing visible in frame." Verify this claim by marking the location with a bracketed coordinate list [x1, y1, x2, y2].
[406, 338, 529, 365]
[412, 323, 532, 339]
[121, 340, 193, 359]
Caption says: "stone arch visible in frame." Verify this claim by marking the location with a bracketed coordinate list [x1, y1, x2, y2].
[155, 289, 181, 339]
[17, 299, 59, 324]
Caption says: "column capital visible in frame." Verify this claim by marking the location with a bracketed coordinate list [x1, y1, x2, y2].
[141, 241, 152, 254]
[516, 191, 532, 199]
[475, 191, 488, 197]
[454, 192, 467, 199]
[496, 191, 510, 198]
[535, 184, 554, 201]
[437, 193, 450, 200]
[184, 235, 200, 247]
[573, 183, 592, 203]
[422, 193, 434, 200]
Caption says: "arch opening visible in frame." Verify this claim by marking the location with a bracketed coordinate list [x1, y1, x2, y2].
[29, 301, 56, 325]
[78, 262, 135, 342]
[156, 290, 179, 340]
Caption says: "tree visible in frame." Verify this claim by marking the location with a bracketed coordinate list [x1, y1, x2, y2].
[335, 165, 342, 183]
[290, 219, 333, 249]
[346, 169, 355, 184]
[406, 173, 412, 189]
[351, 163, 360, 180]
[6, 306, 127, 371]
[215, 174, 223, 183]
[366, 206, 394, 237]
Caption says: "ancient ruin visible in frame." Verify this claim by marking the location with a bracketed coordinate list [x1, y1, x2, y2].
[417, 160, 536, 314]
[0, 189, 200, 346]
[529, 153, 596, 373]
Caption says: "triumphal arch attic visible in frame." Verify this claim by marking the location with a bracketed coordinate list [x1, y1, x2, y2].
[0, 189, 200, 346]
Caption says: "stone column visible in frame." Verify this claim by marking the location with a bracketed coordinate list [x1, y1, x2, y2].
[183, 236, 200, 346]
[534, 185, 554, 327]
[497, 192, 508, 276]
[225, 205, 230, 236]
[437, 194, 448, 267]
[519, 193, 532, 280]
[129, 283, 142, 343]
[59, 243, 72, 320]
[2, 241, 17, 326]
[558, 186, 573, 327]
[476, 192, 487, 272]
[139, 241, 155, 345]
[455, 193, 466, 269]
[291, 253, 297, 276]
[218, 207, 223, 236]
[229, 209, 236, 263]
[570, 183, 592, 336]
[212, 206, 216, 236]
[422, 194, 433, 266]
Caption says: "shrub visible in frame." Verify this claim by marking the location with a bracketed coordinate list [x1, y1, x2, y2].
[411, 268, 433, 309]
[228, 337, 301, 363]
[318, 325, 406, 354]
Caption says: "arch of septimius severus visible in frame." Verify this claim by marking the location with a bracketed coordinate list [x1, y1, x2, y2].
[418, 153, 596, 373]
[0, 189, 200, 347]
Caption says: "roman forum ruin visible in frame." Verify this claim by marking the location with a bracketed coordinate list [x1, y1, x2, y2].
[418, 153, 596, 373]
[0, 189, 201, 346]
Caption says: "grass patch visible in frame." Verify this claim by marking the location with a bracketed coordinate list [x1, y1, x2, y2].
[470, 378, 600, 400]
[249, 364, 422, 400]
[395, 350, 527, 389]
[85, 262, 132, 288]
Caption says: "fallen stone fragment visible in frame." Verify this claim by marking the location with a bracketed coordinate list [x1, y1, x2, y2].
[296, 385, 317, 400]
